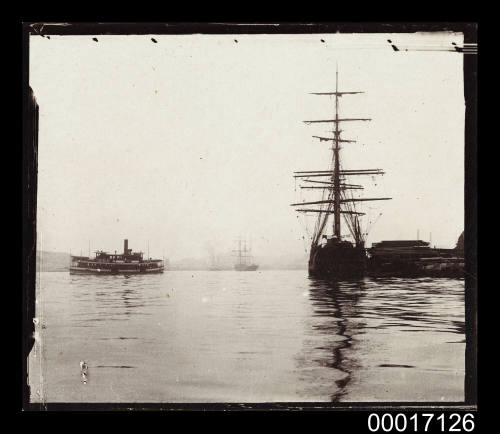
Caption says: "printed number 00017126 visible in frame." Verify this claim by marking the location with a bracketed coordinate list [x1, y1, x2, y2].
[367, 413, 475, 432]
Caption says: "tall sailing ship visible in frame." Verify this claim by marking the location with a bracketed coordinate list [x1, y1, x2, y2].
[291, 69, 391, 279]
[233, 237, 259, 271]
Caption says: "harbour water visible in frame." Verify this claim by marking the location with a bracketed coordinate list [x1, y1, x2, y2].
[29, 270, 465, 403]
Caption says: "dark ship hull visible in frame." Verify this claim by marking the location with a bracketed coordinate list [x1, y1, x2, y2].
[308, 240, 366, 279]
[234, 264, 259, 271]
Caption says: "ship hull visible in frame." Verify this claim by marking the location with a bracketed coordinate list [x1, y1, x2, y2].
[308, 242, 366, 279]
[234, 264, 259, 271]
[70, 266, 164, 275]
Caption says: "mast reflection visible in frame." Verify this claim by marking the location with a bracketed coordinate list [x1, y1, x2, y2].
[307, 277, 366, 402]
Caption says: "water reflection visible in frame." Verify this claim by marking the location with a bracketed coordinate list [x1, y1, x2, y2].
[70, 275, 160, 327]
[305, 278, 366, 402]
[360, 277, 464, 335]
[301, 276, 464, 401]
[38, 271, 464, 402]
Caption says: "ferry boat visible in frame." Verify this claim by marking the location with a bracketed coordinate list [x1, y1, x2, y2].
[70, 239, 165, 275]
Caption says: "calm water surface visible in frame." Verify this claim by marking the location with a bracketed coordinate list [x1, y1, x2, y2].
[30, 270, 464, 402]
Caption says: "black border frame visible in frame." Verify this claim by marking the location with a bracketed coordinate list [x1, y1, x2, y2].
[22, 22, 477, 412]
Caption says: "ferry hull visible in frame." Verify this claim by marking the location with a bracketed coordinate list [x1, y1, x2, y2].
[308, 243, 366, 279]
[70, 267, 164, 275]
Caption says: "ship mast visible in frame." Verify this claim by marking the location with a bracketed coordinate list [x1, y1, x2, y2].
[233, 236, 251, 266]
[291, 68, 391, 246]
[333, 66, 341, 237]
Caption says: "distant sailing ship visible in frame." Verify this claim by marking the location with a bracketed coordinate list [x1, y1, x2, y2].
[233, 238, 259, 271]
[291, 69, 391, 279]
[70, 239, 164, 274]
[208, 253, 223, 271]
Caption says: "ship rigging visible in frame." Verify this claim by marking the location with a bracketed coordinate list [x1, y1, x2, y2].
[291, 68, 391, 278]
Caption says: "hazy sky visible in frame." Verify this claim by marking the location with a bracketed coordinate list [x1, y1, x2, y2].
[30, 32, 465, 260]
